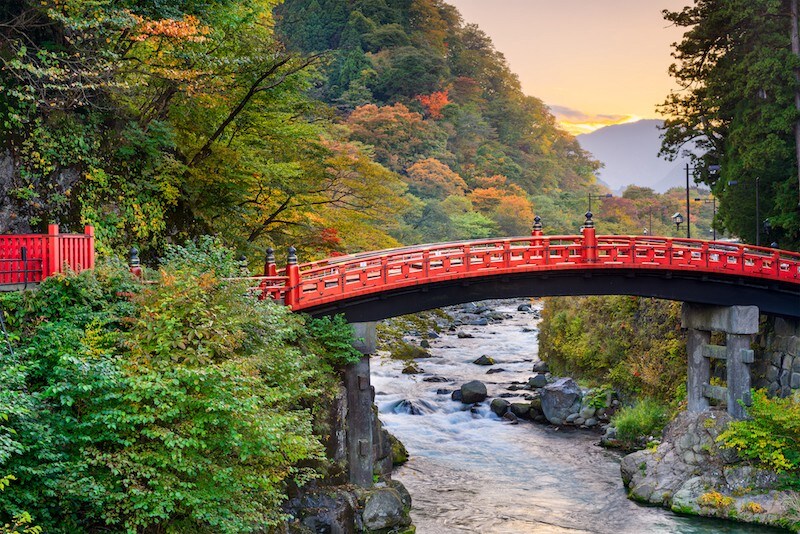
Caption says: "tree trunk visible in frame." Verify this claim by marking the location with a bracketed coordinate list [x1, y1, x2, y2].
[791, 0, 800, 206]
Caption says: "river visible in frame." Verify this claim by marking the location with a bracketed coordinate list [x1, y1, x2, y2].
[371, 299, 785, 534]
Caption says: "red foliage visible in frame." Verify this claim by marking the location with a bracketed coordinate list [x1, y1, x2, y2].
[320, 227, 342, 246]
[415, 90, 450, 119]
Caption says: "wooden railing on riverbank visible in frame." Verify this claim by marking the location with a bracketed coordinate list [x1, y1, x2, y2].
[0, 225, 95, 288]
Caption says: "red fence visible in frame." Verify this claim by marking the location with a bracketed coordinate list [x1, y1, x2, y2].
[254, 229, 800, 312]
[0, 225, 95, 287]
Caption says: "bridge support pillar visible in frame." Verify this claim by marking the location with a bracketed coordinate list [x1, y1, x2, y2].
[682, 304, 759, 419]
[344, 322, 377, 487]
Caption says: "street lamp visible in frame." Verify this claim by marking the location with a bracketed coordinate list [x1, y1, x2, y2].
[672, 212, 684, 235]
[693, 196, 717, 240]
[588, 193, 612, 214]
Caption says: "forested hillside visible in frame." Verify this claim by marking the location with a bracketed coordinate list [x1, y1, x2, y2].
[1, 0, 606, 264]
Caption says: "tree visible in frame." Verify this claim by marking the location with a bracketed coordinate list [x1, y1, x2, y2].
[660, 0, 800, 248]
[345, 103, 449, 172]
[405, 158, 467, 198]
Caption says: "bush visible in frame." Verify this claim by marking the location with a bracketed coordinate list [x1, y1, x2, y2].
[717, 390, 800, 482]
[612, 398, 668, 445]
[0, 240, 353, 532]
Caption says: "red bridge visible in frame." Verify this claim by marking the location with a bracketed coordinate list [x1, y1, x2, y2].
[259, 216, 800, 320]
[0, 225, 95, 289]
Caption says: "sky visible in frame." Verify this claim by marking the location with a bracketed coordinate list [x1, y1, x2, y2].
[446, 0, 690, 134]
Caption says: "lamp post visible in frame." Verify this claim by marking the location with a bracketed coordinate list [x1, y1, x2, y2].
[588, 193, 612, 214]
[693, 196, 717, 240]
[672, 212, 684, 235]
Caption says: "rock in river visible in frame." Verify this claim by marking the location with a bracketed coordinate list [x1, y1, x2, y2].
[541, 377, 582, 425]
[460, 380, 488, 404]
[490, 398, 510, 417]
[473, 355, 495, 366]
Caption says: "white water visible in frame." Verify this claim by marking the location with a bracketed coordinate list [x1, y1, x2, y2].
[372, 300, 785, 534]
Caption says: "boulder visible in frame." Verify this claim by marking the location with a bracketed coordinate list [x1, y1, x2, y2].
[457, 332, 474, 339]
[287, 488, 357, 534]
[502, 411, 519, 424]
[388, 433, 409, 466]
[517, 303, 533, 312]
[460, 380, 488, 404]
[528, 373, 548, 388]
[402, 363, 422, 374]
[361, 488, 411, 531]
[510, 402, 532, 419]
[540, 377, 582, 425]
[486, 367, 506, 374]
[473, 355, 495, 366]
[490, 398, 510, 417]
[451, 390, 462, 402]
[423, 376, 449, 382]
[532, 360, 549, 373]
[579, 405, 596, 420]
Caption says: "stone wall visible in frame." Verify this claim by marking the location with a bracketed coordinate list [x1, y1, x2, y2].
[752, 316, 800, 397]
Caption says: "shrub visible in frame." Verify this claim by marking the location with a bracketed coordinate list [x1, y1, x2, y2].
[0, 240, 352, 532]
[697, 491, 734, 509]
[612, 398, 668, 445]
[717, 389, 800, 481]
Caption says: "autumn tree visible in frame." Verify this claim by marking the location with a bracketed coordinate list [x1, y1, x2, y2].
[345, 103, 449, 172]
[405, 158, 467, 198]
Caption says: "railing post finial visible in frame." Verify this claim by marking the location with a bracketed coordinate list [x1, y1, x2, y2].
[264, 246, 277, 276]
[288, 246, 298, 265]
[532, 215, 543, 237]
[129, 247, 142, 279]
[584, 211, 595, 228]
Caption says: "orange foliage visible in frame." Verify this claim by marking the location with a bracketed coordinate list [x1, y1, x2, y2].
[415, 90, 450, 119]
[130, 14, 209, 42]
[405, 158, 466, 198]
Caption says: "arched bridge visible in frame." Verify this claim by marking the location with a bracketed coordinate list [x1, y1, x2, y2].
[258, 218, 800, 321]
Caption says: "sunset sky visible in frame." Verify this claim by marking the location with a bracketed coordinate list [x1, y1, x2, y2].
[447, 0, 689, 134]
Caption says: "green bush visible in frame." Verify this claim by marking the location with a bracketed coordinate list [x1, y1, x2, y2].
[717, 390, 800, 482]
[0, 239, 354, 532]
[612, 398, 668, 445]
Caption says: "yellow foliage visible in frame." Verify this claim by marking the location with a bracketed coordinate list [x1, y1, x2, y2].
[697, 491, 734, 509]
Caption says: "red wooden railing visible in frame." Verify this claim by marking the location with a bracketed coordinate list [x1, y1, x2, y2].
[253, 227, 800, 312]
[0, 225, 95, 287]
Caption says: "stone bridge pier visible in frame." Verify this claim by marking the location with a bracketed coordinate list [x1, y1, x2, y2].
[343, 322, 377, 487]
[682, 304, 759, 419]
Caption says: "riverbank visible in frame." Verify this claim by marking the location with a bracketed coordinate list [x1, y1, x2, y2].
[374, 299, 787, 533]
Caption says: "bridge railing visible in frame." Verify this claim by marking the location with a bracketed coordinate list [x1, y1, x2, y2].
[0, 225, 95, 287]
[255, 224, 800, 311]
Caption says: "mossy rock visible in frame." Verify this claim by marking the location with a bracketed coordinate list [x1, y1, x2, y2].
[391, 341, 432, 361]
[402, 362, 422, 374]
[389, 433, 409, 466]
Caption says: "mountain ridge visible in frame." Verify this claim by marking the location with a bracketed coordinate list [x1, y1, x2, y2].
[577, 119, 689, 193]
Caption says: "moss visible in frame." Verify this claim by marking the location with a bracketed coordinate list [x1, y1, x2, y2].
[390, 341, 431, 361]
[389, 433, 409, 466]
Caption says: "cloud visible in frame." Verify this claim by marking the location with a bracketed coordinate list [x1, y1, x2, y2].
[547, 105, 640, 135]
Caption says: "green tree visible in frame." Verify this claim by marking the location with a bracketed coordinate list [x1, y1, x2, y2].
[660, 0, 800, 248]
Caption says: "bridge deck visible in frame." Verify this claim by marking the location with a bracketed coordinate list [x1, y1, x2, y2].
[255, 232, 800, 319]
